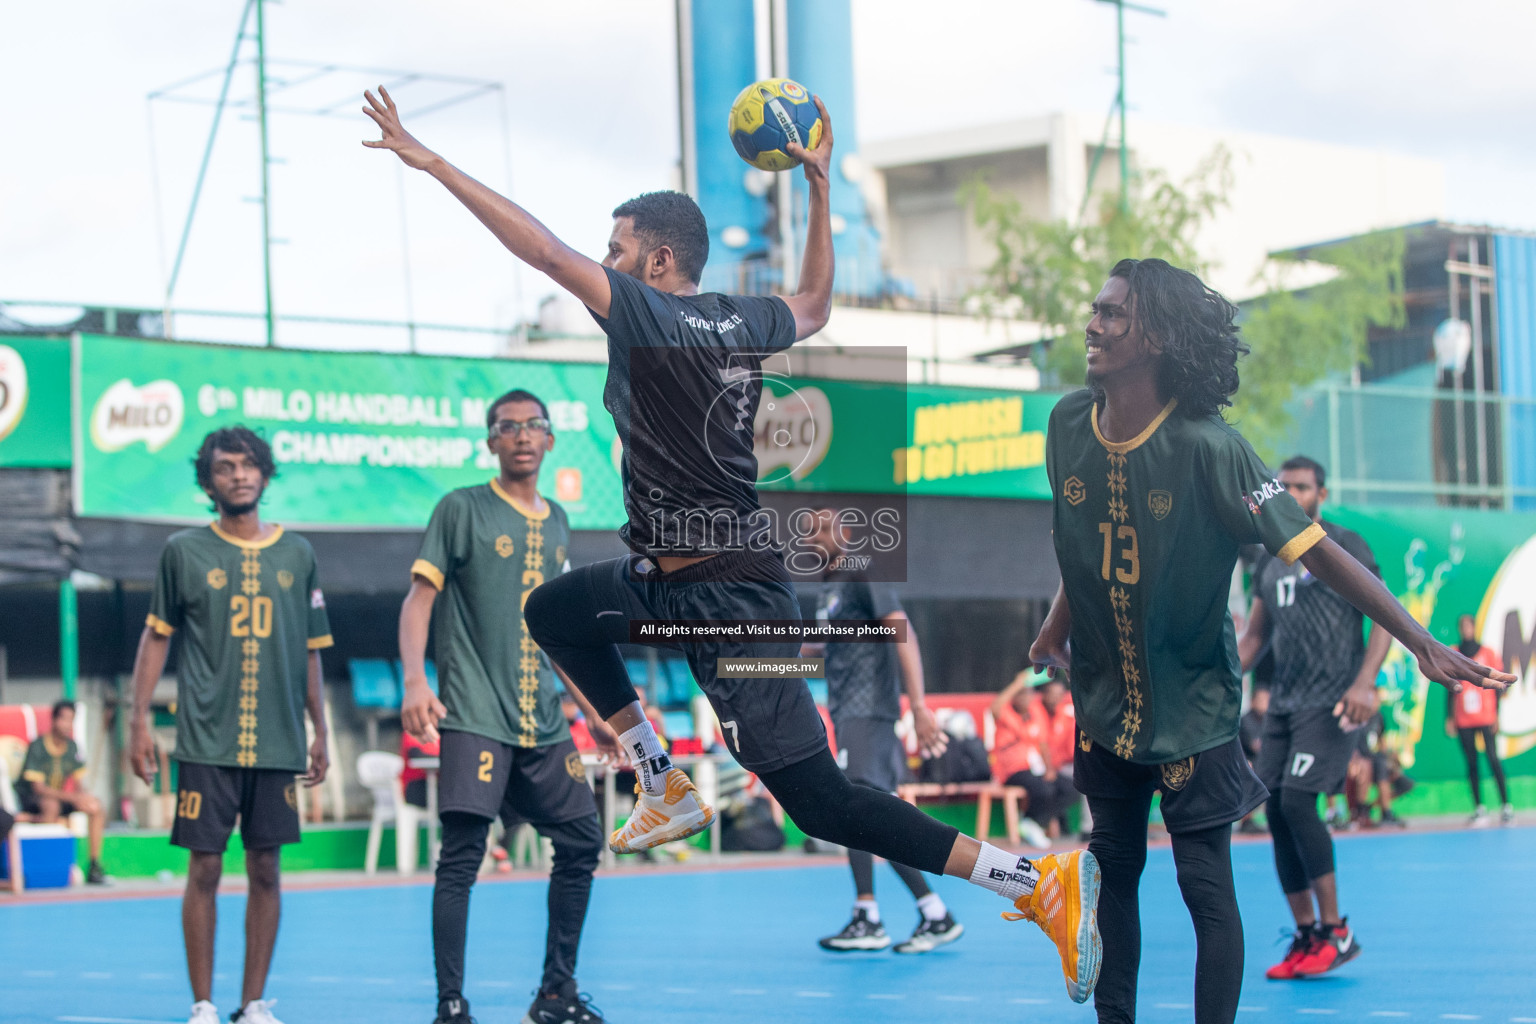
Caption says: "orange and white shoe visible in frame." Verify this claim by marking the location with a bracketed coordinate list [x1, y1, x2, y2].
[1003, 849, 1102, 1004]
[609, 768, 715, 854]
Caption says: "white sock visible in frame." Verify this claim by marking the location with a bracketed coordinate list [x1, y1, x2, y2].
[619, 720, 673, 797]
[969, 842, 1039, 902]
[916, 892, 948, 922]
[853, 898, 880, 924]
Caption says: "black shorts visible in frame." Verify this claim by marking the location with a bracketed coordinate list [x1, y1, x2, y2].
[1074, 733, 1267, 834]
[1255, 706, 1354, 796]
[582, 551, 830, 775]
[18, 792, 80, 817]
[170, 762, 301, 853]
[833, 716, 904, 793]
[438, 732, 597, 826]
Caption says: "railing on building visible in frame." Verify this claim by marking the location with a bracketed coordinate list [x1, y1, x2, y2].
[1278, 382, 1536, 510]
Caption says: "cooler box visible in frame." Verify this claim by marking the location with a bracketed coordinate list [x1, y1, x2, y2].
[0, 825, 77, 888]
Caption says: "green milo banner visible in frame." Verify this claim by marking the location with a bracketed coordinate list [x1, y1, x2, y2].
[1330, 505, 1536, 782]
[75, 334, 1063, 530]
[0, 335, 71, 467]
[76, 334, 621, 530]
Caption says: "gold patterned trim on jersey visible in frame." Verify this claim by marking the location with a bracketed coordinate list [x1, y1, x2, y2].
[1091, 398, 1179, 455]
[307, 634, 334, 650]
[210, 521, 286, 550]
[1276, 521, 1326, 566]
[1106, 445, 1146, 761]
[514, 514, 548, 747]
[490, 478, 550, 521]
[236, 547, 263, 767]
[146, 613, 176, 636]
[410, 558, 446, 591]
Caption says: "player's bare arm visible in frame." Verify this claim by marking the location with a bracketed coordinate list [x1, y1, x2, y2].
[1298, 537, 1515, 692]
[302, 650, 329, 786]
[1335, 622, 1393, 729]
[128, 625, 171, 785]
[1029, 582, 1072, 677]
[889, 610, 947, 758]
[362, 86, 612, 317]
[1237, 596, 1269, 672]
[780, 96, 834, 340]
[398, 576, 448, 743]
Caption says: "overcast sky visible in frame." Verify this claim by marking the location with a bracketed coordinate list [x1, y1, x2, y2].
[2, 0, 1532, 350]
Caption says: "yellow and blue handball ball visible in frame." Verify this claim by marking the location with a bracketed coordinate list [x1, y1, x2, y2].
[728, 78, 822, 171]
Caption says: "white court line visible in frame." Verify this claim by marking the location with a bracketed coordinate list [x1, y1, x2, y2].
[729, 989, 766, 996]
[1370, 1014, 1410, 1018]
[795, 991, 832, 998]
[1156, 1004, 1193, 1010]
[1510, 1018, 1536, 1022]
[867, 994, 905, 1000]
[1298, 1011, 1339, 1016]
[58, 1017, 182, 1024]
[480, 981, 513, 989]
[1441, 1016, 1480, 1021]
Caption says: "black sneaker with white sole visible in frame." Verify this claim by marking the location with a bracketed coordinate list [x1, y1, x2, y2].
[893, 913, 964, 954]
[434, 997, 475, 1024]
[818, 908, 891, 951]
[522, 983, 605, 1024]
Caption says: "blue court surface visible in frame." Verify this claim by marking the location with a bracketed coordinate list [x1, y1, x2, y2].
[3, 826, 1533, 1024]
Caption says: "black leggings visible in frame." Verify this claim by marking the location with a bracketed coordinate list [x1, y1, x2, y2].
[762, 748, 960, 875]
[1089, 793, 1244, 1024]
[433, 811, 603, 1002]
[1267, 787, 1334, 894]
[1005, 770, 1078, 826]
[1459, 726, 1509, 806]
[845, 780, 933, 900]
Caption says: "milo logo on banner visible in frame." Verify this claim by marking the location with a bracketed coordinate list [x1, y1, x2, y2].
[1479, 533, 1536, 759]
[0, 344, 28, 443]
[90, 378, 185, 452]
[755, 383, 831, 484]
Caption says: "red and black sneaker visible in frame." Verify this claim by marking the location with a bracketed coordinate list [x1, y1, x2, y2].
[1265, 924, 1319, 980]
[1293, 918, 1361, 976]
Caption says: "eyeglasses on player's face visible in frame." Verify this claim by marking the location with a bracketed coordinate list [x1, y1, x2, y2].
[490, 417, 551, 438]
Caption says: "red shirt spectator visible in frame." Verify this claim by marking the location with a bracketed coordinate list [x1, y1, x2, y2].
[1452, 645, 1502, 729]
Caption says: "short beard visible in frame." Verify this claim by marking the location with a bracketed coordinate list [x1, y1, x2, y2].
[216, 496, 261, 517]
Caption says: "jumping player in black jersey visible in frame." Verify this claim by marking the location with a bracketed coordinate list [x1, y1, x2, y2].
[1238, 455, 1390, 980]
[365, 86, 1103, 1004]
[1028, 259, 1512, 1024]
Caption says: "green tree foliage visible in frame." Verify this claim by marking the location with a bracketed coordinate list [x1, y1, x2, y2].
[965, 147, 1233, 387]
[966, 148, 1406, 460]
[1232, 231, 1406, 458]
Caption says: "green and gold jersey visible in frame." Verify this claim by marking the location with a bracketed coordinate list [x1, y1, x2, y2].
[148, 524, 333, 772]
[412, 480, 573, 749]
[1047, 390, 1324, 764]
[20, 735, 85, 792]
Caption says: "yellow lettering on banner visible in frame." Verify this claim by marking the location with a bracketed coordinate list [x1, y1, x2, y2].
[922, 443, 954, 480]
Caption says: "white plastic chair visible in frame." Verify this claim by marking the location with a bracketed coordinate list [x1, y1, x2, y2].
[357, 751, 428, 876]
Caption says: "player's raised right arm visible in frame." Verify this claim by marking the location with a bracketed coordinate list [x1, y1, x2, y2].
[362, 86, 613, 318]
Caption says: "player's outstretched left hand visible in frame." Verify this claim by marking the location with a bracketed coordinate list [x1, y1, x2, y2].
[1410, 638, 1515, 695]
[784, 96, 832, 184]
[362, 86, 439, 171]
[303, 736, 329, 787]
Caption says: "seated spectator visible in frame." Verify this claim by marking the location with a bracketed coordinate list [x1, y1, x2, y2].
[562, 689, 595, 752]
[399, 729, 440, 810]
[15, 700, 108, 884]
[990, 671, 1076, 848]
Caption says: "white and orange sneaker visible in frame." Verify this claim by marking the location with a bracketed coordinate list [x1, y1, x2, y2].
[1003, 849, 1102, 1004]
[609, 768, 715, 853]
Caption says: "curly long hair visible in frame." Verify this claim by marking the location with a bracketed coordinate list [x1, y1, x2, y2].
[1107, 257, 1247, 418]
[193, 425, 276, 494]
